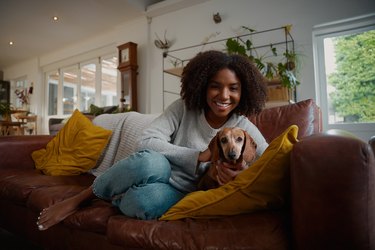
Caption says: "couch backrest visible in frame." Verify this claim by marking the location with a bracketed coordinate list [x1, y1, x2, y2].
[92, 99, 321, 172]
[249, 99, 321, 143]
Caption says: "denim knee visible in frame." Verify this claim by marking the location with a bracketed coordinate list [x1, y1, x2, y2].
[133, 150, 171, 178]
[116, 183, 184, 220]
[93, 150, 171, 200]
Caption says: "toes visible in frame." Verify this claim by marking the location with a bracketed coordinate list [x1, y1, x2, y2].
[40, 208, 47, 215]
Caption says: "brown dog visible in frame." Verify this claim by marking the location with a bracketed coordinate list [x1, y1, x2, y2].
[197, 127, 257, 190]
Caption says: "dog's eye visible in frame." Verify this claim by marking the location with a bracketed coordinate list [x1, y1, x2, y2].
[235, 137, 243, 143]
[220, 137, 228, 144]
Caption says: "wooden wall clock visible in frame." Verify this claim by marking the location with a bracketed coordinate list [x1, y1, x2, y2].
[117, 42, 138, 111]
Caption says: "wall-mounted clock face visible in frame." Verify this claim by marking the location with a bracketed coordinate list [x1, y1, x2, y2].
[118, 42, 137, 68]
[121, 48, 129, 63]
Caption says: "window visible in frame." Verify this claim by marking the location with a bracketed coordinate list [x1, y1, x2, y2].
[45, 53, 118, 118]
[47, 71, 59, 116]
[101, 56, 118, 107]
[313, 13, 375, 141]
[62, 66, 79, 115]
[80, 63, 96, 111]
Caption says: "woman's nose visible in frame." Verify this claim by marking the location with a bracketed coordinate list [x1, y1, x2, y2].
[219, 88, 229, 99]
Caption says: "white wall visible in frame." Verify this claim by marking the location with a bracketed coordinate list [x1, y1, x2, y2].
[4, 17, 149, 134]
[147, 0, 375, 113]
[3, 0, 375, 134]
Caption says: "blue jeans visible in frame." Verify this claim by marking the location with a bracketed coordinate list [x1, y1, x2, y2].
[92, 150, 185, 220]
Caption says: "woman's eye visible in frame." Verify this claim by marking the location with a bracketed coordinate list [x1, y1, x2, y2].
[230, 85, 240, 91]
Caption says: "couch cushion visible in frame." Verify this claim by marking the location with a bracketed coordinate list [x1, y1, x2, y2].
[0, 168, 94, 204]
[27, 186, 120, 234]
[63, 199, 120, 233]
[249, 99, 321, 143]
[107, 211, 289, 249]
[32, 109, 112, 176]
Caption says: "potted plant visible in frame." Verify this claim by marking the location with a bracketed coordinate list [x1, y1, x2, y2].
[225, 26, 300, 89]
[0, 103, 12, 121]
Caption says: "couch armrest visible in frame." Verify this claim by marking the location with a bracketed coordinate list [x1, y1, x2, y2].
[369, 135, 375, 155]
[291, 132, 375, 250]
[0, 135, 53, 170]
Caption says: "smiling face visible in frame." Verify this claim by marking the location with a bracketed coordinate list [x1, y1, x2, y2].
[205, 68, 241, 128]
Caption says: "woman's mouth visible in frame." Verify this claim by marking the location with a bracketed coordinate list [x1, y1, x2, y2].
[214, 101, 231, 110]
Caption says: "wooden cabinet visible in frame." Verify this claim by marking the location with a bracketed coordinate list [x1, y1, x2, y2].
[0, 81, 10, 104]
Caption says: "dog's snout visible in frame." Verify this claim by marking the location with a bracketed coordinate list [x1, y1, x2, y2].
[228, 151, 237, 160]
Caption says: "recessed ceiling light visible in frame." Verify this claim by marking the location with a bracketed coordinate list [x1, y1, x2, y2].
[9, 41, 13, 45]
[53, 16, 59, 21]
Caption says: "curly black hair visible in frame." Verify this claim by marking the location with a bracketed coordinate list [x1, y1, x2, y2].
[180, 50, 267, 116]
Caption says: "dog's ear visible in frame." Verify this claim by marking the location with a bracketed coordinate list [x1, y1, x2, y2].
[240, 130, 257, 163]
[208, 131, 221, 163]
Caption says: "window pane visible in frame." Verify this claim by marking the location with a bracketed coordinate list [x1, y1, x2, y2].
[101, 56, 118, 106]
[63, 68, 79, 115]
[47, 71, 59, 115]
[323, 29, 375, 124]
[81, 63, 96, 111]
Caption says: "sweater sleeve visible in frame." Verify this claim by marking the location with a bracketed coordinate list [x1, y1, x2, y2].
[136, 100, 201, 168]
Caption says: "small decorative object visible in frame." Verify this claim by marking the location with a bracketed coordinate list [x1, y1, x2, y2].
[154, 30, 172, 50]
[28, 82, 34, 94]
[14, 88, 30, 106]
[201, 31, 221, 45]
[213, 13, 222, 24]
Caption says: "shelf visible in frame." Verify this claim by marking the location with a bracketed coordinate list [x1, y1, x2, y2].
[164, 67, 184, 77]
[265, 100, 294, 109]
[162, 26, 297, 110]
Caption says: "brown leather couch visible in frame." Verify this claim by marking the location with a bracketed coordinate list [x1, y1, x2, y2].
[0, 99, 374, 250]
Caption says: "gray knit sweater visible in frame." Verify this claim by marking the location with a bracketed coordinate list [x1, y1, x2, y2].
[137, 99, 268, 193]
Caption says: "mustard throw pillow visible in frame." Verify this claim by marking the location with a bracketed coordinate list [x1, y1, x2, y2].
[32, 109, 112, 176]
[160, 125, 299, 220]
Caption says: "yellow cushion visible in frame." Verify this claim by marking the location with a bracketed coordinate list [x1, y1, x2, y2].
[160, 125, 298, 220]
[32, 109, 112, 176]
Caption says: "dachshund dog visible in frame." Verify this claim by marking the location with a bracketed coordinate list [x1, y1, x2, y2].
[197, 127, 257, 190]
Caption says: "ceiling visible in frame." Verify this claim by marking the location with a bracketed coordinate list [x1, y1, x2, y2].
[0, 0, 167, 71]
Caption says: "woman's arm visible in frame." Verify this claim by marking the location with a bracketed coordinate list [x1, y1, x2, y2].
[136, 99, 201, 168]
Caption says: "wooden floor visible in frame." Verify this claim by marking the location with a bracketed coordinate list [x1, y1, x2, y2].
[0, 228, 42, 250]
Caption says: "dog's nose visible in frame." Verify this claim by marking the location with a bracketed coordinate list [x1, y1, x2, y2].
[228, 151, 237, 160]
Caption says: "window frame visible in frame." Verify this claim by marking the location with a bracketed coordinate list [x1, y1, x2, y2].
[312, 13, 375, 139]
[43, 51, 118, 133]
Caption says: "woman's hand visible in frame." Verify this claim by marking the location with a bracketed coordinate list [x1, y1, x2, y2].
[198, 148, 211, 163]
[215, 160, 248, 186]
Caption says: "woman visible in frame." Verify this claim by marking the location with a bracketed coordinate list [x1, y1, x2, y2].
[36, 50, 268, 230]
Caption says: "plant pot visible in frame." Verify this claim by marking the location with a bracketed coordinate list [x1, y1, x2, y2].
[0, 113, 11, 122]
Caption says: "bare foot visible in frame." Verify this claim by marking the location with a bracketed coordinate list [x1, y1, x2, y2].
[36, 187, 95, 231]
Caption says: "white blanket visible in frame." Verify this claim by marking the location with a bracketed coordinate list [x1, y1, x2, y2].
[89, 112, 158, 176]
